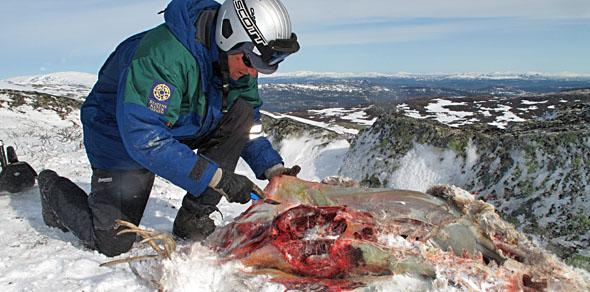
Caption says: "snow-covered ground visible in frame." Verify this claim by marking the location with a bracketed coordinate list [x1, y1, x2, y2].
[0, 72, 477, 291]
[0, 81, 353, 291]
[307, 106, 378, 126]
[424, 99, 475, 126]
[0, 86, 450, 291]
[394, 91, 587, 129]
[3, 71, 588, 291]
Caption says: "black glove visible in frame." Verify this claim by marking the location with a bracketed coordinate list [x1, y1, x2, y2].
[264, 164, 301, 180]
[216, 171, 254, 204]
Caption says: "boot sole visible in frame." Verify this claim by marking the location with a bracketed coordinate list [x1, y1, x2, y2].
[38, 170, 69, 232]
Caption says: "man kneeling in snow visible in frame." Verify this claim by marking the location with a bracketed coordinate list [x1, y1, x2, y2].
[38, 0, 300, 257]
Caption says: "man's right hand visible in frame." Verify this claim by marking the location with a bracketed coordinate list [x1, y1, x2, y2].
[215, 170, 254, 204]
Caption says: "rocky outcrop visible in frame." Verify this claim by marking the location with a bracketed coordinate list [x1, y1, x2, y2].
[0, 89, 82, 119]
[261, 113, 344, 146]
[340, 101, 590, 270]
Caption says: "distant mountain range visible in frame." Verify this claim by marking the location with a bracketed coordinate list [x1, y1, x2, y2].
[2, 71, 590, 114]
[259, 72, 590, 112]
[266, 71, 590, 80]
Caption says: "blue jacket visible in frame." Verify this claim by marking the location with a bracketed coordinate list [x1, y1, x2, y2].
[80, 0, 283, 196]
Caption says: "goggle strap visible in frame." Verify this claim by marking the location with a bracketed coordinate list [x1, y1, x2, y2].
[256, 34, 299, 63]
[269, 34, 300, 53]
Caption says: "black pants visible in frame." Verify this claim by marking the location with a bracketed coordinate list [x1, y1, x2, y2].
[51, 99, 253, 256]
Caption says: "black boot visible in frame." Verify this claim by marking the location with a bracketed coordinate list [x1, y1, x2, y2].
[173, 189, 222, 241]
[38, 170, 69, 232]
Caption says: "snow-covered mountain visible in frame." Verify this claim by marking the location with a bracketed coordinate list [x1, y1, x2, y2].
[266, 71, 590, 80]
[0, 72, 96, 101]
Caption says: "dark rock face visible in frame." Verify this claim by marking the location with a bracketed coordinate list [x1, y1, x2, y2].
[341, 99, 590, 270]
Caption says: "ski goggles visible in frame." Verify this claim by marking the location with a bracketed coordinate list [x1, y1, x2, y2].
[230, 33, 300, 74]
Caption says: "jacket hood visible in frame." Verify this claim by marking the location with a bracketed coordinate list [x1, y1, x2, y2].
[164, 0, 221, 91]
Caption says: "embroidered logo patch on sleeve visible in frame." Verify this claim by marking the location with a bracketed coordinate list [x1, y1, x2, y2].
[148, 80, 175, 114]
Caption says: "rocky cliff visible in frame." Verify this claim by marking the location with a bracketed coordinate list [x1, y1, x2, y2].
[340, 95, 590, 270]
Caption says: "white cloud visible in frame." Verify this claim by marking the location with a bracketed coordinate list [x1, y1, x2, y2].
[299, 22, 458, 46]
[296, 16, 579, 47]
[281, 0, 590, 47]
[283, 0, 590, 27]
[0, 1, 168, 54]
[2, 0, 587, 51]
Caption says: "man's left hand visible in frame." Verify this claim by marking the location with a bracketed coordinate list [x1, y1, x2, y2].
[264, 164, 301, 180]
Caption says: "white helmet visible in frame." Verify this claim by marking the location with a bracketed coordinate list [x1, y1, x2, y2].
[216, 0, 299, 74]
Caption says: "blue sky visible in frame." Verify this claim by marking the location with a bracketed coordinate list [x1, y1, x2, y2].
[1, 0, 589, 78]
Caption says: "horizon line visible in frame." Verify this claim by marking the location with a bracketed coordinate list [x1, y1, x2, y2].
[3, 70, 590, 81]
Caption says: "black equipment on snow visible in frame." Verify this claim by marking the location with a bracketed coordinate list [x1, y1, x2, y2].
[0, 140, 38, 193]
[0, 141, 7, 169]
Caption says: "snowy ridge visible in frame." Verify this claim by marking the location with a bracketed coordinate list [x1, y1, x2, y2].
[0, 72, 96, 101]
[259, 82, 377, 93]
[5, 71, 97, 88]
[266, 71, 590, 80]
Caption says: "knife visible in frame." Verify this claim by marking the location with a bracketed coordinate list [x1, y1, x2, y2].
[250, 185, 281, 205]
